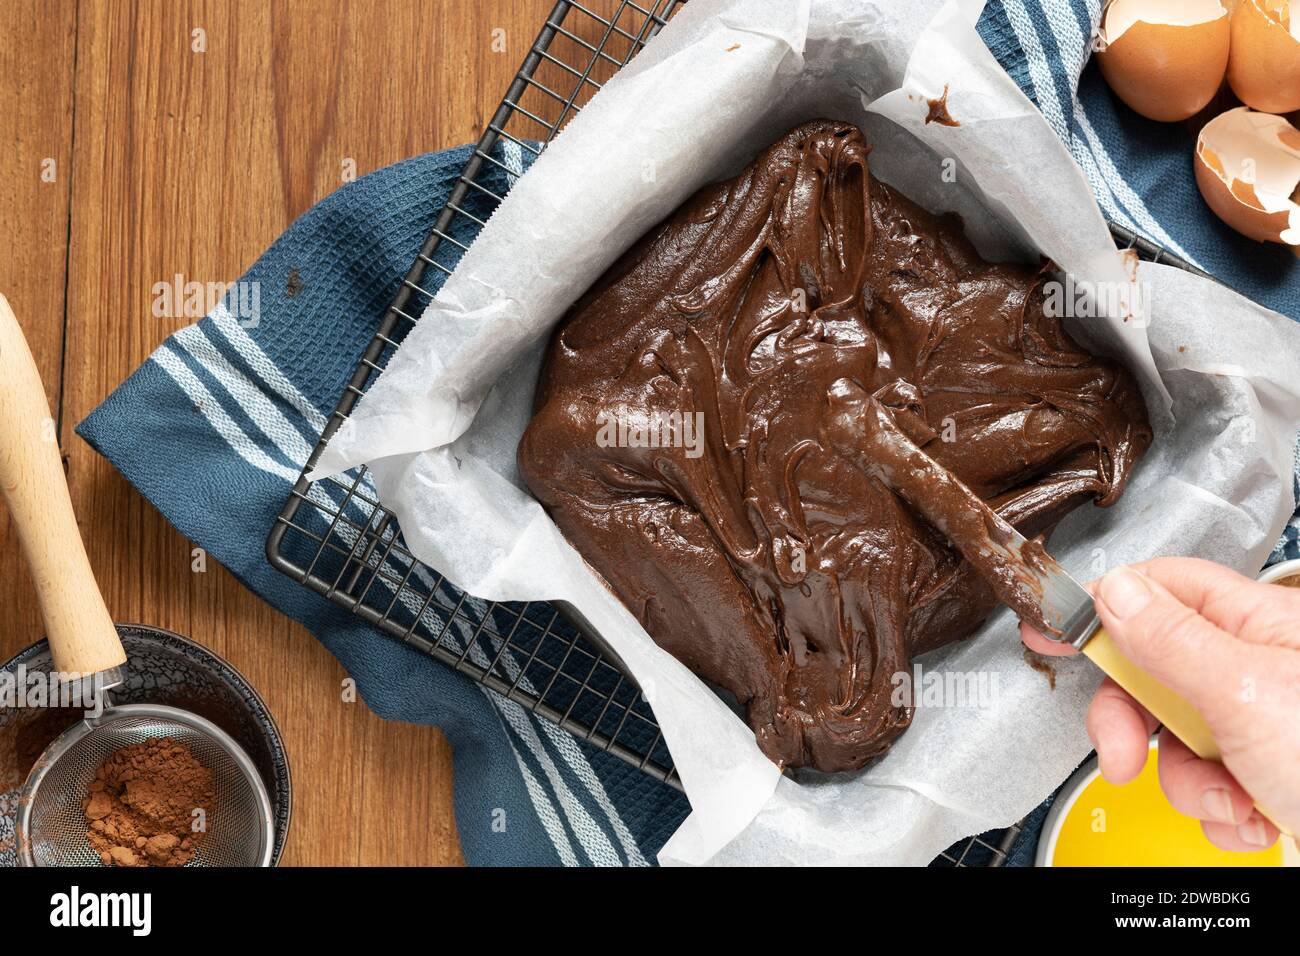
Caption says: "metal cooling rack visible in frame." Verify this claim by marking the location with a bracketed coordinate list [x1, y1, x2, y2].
[267, 0, 1206, 867]
[268, 0, 687, 792]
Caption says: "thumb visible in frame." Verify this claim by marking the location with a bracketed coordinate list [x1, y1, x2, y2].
[1094, 566, 1255, 730]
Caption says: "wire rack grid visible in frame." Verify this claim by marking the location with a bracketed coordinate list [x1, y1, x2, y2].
[267, 0, 687, 792]
[267, 0, 1207, 868]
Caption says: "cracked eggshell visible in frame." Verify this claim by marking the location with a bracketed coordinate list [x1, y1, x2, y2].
[1194, 106, 1300, 245]
[1096, 0, 1231, 122]
[1227, 0, 1300, 114]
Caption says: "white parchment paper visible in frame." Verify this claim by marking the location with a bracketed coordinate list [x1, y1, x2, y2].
[313, 0, 1300, 865]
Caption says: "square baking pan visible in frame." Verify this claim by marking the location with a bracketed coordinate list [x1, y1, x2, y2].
[266, 0, 1208, 867]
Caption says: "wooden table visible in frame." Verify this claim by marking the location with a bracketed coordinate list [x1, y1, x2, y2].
[0, 0, 593, 867]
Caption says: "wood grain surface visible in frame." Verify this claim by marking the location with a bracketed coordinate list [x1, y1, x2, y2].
[0, 0, 628, 867]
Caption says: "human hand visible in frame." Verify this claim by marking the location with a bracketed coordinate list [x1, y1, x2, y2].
[1021, 557, 1300, 851]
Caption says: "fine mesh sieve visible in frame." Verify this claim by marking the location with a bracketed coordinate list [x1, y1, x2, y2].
[2, 297, 279, 868]
[16, 702, 274, 867]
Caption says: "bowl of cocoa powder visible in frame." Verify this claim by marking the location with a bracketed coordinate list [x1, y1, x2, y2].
[1, 624, 290, 866]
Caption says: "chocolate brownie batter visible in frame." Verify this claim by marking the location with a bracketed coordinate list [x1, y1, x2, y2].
[820, 379, 1066, 639]
[518, 120, 1151, 772]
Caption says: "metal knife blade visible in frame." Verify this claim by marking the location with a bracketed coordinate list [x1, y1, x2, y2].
[820, 380, 1099, 646]
[820, 380, 1223, 770]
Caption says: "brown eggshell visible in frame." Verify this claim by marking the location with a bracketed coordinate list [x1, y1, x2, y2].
[1194, 107, 1300, 244]
[1195, 145, 1293, 241]
[1097, 5, 1231, 122]
[1227, 0, 1300, 114]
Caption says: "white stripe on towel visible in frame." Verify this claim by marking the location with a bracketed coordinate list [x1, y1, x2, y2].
[532, 720, 649, 866]
[502, 139, 525, 185]
[151, 346, 302, 482]
[436, 602, 647, 866]
[491, 696, 626, 866]
[1071, 105, 1204, 266]
[173, 325, 316, 467]
[152, 342, 371, 525]
[434, 597, 649, 866]
[210, 302, 330, 435]
[175, 322, 389, 514]
[1000, 0, 1070, 139]
[503, 740, 581, 866]
[1033, 0, 1089, 86]
[1067, 136, 1143, 232]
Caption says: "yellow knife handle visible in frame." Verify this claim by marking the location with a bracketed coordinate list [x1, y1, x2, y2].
[1081, 625, 1219, 761]
[1082, 626, 1296, 838]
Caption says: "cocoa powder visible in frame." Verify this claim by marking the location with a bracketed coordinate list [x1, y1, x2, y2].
[82, 737, 216, 867]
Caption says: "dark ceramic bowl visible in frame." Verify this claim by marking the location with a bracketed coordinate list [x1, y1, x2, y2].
[0, 624, 291, 866]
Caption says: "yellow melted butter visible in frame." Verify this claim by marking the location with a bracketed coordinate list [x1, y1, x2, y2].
[1046, 744, 1287, 867]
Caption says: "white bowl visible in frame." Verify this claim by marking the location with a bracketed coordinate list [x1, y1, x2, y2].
[1258, 558, 1300, 586]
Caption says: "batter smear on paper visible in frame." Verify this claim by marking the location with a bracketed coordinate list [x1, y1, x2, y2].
[518, 120, 1151, 772]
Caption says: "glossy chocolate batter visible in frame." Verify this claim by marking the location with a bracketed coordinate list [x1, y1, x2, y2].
[518, 120, 1152, 772]
[821, 379, 1069, 639]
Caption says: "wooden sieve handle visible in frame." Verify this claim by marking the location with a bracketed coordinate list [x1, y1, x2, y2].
[0, 294, 125, 675]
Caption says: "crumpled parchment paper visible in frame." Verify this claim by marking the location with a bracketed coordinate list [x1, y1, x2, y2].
[313, 0, 1300, 865]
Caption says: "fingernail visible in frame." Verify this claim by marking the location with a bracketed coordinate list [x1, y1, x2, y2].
[1200, 788, 1235, 824]
[1238, 817, 1270, 848]
[1099, 567, 1154, 619]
